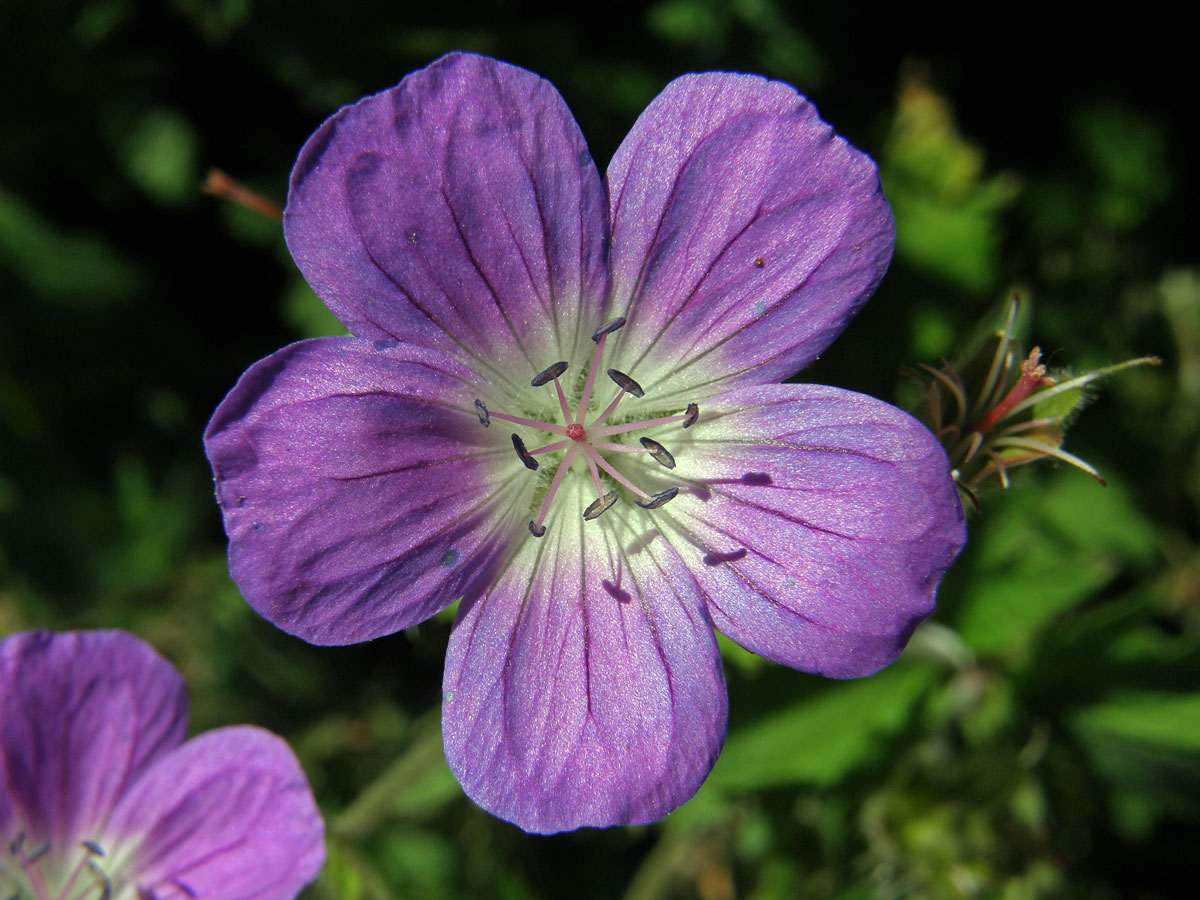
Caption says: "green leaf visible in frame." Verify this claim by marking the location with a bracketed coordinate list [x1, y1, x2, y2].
[879, 73, 1019, 291]
[956, 546, 1113, 655]
[0, 185, 143, 307]
[284, 276, 349, 338]
[333, 714, 460, 840]
[1070, 692, 1200, 838]
[374, 828, 456, 896]
[1031, 382, 1084, 421]
[120, 109, 198, 205]
[709, 664, 936, 791]
[954, 471, 1157, 655]
[1072, 101, 1172, 230]
[1072, 690, 1200, 752]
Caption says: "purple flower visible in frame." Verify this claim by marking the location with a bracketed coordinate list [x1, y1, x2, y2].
[0, 630, 324, 899]
[205, 52, 965, 834]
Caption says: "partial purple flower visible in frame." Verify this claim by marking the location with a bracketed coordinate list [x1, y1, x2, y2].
[205, 52, 966, 833]
[0, 630, 324, 900]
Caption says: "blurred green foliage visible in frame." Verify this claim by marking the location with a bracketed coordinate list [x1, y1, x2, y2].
[0, 2, 1194, 899]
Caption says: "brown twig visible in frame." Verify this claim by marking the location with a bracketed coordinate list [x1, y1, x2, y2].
[202, 168, 283, 222]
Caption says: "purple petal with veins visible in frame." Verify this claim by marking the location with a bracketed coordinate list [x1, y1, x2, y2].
[443, 507, 725, 834]
[205, 338, 524, 644]
[0, 631, 323, 900]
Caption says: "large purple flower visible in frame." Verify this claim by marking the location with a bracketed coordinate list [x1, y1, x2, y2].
[0, 630, 324, 899]
[205, 52, 965, 833]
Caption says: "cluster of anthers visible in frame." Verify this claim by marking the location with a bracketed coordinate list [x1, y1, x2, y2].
[3, 832, 201, 900]
[4, 833, 110, 900]
[473, 317, 697, 538]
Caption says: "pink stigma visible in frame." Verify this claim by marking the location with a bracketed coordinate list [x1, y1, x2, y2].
[566, 423, 586, 442]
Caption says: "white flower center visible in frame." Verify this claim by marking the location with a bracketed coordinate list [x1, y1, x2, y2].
[2, 833, 121, 900]
[474, 317, 698, 537]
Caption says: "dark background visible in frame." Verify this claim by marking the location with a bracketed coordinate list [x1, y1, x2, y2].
[1, 2, 1195, 898]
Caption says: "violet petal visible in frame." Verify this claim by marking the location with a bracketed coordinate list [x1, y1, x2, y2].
[284, 51, 610, 374]
[607, 73, 894, 393]
[104, 726, 323, 900]
[0, 630, 186, 844]
[442, 503, 727, 833]
[667, 384, 965, 678]
[204, 337, 523, 645]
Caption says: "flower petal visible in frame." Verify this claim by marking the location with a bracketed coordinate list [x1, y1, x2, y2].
[663, 385, 965, 678]
[442, 484, 726, 833]
[204, 338, 525, 645]
[0, 630, 186, 843]
[284, 51, 610, 378]
[104, 726, 323, 900]
[606, 73, 893, 396]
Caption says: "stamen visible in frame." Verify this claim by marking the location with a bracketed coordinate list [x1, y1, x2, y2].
[87, 858, 113, 900]
[478, 315, 696, 540]
[635, 487, 679, 509]
[592, 454, 652, 500]
[639, 437, 676, 469]
[593, 411, 693, 438]
[552, 374, 572, 421]
[583, 490, 619, 520]
[576, 332, 609, 424]
[590, 388, 628, 427]
[591, 440, 651, 453]
[24, 844, 47, 865]
[527, 439, 570, 456]
[487, 410, 569, 435]
[9, 832, 50, 900]
[531, 361, 569, 386]
[57, 841, 108, 900]
[529, 444, 580, 536]
[511, 434, 539, 470]
[606, 369, 644, 398]
[591, 317, 626, 342]
[584, 454, 605, 498]
[474, 399, 490, 427]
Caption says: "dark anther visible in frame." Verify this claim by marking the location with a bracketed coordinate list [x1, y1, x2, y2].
[682, 403, 699, 428]
[511, 434, 539, 470]
[583, 490, 619, 520]
[474, 399, 490, 427]
[640, 437, 676, 469]
[636, 487, 679, 510]
[592, 317, 627, 342]
[82, 840, 105, 857]
[10, 832, 25, 855]
[531, 360, 569, 387]
[26, 843, 48, 864]
[529, 521, 547, 537]
[606, 368, 644, 398]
